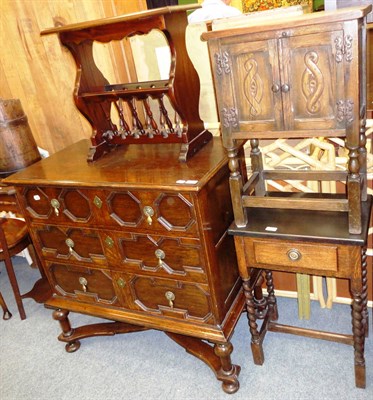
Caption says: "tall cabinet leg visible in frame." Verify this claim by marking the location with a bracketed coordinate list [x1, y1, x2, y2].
[243, 277, 264, 365]
[350, 284, 366, 388]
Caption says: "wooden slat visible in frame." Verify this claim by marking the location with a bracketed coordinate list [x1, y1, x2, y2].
[232, 129, 346, 140]
[263, 170, 348, 181]
[242, 171, 259, 193]
[268, 322, 354, 345]
[242, 195, 349, 211]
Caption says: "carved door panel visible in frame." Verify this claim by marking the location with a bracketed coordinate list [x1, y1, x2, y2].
[218, 38, 283, 133]
[282, 31, 345, 131]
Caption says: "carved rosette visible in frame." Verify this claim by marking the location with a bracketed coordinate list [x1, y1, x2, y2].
[301, 51, 324, 114]
[215, 51, 231, 75]
[222, 107, 239, 129]
[334, 35, 353, 63]
[243, 57, 263, 117]
[336, 99, 354, 124]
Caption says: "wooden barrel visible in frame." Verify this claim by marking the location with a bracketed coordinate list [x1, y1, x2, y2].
[0, 98, 41, 177]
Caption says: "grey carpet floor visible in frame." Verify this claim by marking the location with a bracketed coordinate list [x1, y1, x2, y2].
[0, 257, 372, 400]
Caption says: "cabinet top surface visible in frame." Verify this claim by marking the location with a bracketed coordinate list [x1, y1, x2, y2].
[41, 4, 200, 36]
[4, 138, 228, 191]
[202, 5, 372, 41]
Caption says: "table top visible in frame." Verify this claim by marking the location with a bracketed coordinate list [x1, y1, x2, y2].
[41, 4, 200, 35]
[3, 138, 228, 192]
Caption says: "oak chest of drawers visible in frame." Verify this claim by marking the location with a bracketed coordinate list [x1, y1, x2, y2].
[5, 138, 244, 393]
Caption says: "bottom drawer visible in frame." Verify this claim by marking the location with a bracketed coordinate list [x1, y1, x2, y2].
[114, 273, 214, 324]
[46, 262, 121, 307]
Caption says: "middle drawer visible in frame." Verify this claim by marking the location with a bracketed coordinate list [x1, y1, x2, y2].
[31, 225, 207, 283]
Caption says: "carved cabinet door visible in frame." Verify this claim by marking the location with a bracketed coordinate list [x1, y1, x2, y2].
[216, 37, 283, 134]
[281, 30, 345, 131]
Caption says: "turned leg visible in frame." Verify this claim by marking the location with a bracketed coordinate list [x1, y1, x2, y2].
[265, 269, 278, 321]
[253, 273, 267, 319]
[351, 289, 366, 388]
[52, 309, 81, 353]
[227, 146, 247, 227]
[214, 342, 240, 394]
[360, 248, 369, 337]
[346, 144, 362, 234]
[166, 332, 240, 394]
[243, 277, 264, 365]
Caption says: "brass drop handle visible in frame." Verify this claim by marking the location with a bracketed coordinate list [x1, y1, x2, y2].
[65, 238, 75, 254]
[51, 199, 60, 216]
[165, 291, 175, 308]
[143, 206, 154, 225]
[287, 249, 302, 261]
[79, 276, 88, 292]
[155, 249, 165, 266]
[281, 84, 290, 93]
[271, 83, 280, 93]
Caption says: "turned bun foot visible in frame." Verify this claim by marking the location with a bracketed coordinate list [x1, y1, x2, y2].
[222, 381, 240, 395]
[65, 340, 81, 353]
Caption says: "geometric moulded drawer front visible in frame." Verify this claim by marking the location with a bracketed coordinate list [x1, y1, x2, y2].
[32, 225, 107, 265]
[156, 193, 195, 231]
[127, 275, 213, 323]
[105, 190, 197, 235]
[46, 262, 120, 306]
[22, 187, 95, 225]
[116, 233, 206, 282]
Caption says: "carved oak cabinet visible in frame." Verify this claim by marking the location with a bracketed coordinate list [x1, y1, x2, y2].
[204, 6, 371, 234]
[5, 138, 244, 393]
[203, 5, 372, 389]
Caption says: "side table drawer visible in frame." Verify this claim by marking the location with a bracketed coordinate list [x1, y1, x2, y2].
[249, 239, 338, 272]
[46, 262, 120, 306]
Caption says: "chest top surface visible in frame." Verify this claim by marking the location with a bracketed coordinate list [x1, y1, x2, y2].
[4, 138, 227, 191]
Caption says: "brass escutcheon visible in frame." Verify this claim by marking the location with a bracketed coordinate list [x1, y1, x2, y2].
[105, 236, 114, 248]
[117, 278, 125, 288]
[165, 291, 175, 308]
[93, 195, 103, 209]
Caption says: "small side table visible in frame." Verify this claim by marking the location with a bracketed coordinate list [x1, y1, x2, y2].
[230, 196, 372, 389]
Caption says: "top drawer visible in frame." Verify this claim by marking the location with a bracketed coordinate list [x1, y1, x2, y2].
[17, 186, 199, 236]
